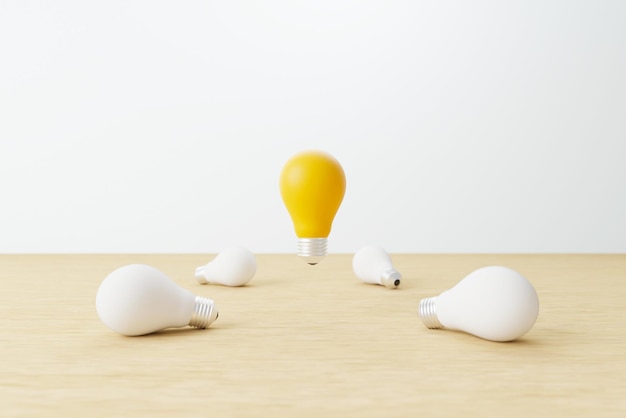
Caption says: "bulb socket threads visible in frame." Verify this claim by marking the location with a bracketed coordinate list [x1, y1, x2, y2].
[381, 267, 401, 288]
[297, 238, 327, 265]
[419, 296, 443, 329]
[189, 296, 218, 329]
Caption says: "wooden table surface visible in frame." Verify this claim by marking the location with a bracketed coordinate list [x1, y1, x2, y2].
[1, 254, 625, 417]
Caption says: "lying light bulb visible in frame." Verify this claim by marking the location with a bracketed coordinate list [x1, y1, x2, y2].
[194, 246, 257, 286]
[279, 150, 346, 265]
[352, 246, 401, 288]
[418, 266, 539, 342]
[96, 264, 218, 336]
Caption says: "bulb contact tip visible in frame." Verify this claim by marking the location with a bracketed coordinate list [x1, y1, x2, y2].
[297, 238, 327, 265]
[189, 296, 218, 329]
[418, 296, 443, 329]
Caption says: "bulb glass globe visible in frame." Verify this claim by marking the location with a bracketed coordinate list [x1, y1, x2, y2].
[195, 246, 257, 286]
[418, 266, 539, 342]
[279, 150, 346, 265]
[96, 264, 218, 336]
[353, 246, 401, 288]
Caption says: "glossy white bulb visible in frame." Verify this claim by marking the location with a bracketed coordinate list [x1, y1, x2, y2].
[418, 266, 539, 342]
[352, 246, 401, 289]
[96, 264, 218, 336]
[195, 246, 257, 287]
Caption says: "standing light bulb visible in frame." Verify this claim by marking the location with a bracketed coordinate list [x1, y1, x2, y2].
[195, 246, 257, 287]
[352, 246, 401, 289]
[279, 150, 346, 265]
[418, 266, 539, 342]
[96, 264, 218, 336]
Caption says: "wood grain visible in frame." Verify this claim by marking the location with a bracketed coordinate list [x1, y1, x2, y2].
[1, 254, 625, 417]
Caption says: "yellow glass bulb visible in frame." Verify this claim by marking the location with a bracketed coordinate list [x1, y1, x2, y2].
[279, 150, 346, 265]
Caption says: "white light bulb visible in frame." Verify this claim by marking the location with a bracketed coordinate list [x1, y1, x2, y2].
[96, 264, 218, 336]
[352, 246, 401, 289]
[194, 246, 257, 287]
[418, 266, 539, 342]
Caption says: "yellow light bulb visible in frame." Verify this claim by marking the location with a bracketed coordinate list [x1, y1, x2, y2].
[279, 150, 346, 265]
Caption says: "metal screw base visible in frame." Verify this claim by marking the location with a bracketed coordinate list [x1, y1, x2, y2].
[189, 296, 218, 328]
[297, 238, 327, 265]
[381, 267, 402, 288]
[418, 296, 443, 329]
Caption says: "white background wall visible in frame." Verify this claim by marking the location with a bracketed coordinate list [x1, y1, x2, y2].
[1, 1, 625, 254]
